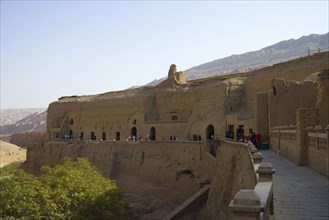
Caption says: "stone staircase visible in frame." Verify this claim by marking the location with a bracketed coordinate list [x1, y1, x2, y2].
[162, 184, 210, 220]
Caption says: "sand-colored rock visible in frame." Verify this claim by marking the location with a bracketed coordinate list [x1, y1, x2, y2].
[0, 140, 27, 167]
[10, 131, 46, 148]
[23, 52, 329, 219]
[197, 141, 256, 220]
[23, 139, 255, 220]
[45, 52, 329, 145]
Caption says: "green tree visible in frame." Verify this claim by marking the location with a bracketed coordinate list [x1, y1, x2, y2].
[0, 158, 132, 220]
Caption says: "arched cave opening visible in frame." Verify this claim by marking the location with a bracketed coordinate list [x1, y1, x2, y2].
[131, 127, 137, 138]
[150, 127, 156, 140]
[206, 124, 215, 140]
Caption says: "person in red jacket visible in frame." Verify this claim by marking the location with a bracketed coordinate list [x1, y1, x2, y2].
[256, 133, 262, 150]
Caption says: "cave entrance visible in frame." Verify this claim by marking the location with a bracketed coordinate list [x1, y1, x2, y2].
[69, 130, 73, 139]
[131, 127, 137, 138]
[226, 125, 234, 139]
[91, 131, 95, 140]
[116, 132, 120, 141]
[102, 132, 106, 141]
[150, 127, 156, 140]
[206, 124, 215, 140]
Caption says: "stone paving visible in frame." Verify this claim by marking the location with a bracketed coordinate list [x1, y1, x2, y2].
[261, 150, 329, 220]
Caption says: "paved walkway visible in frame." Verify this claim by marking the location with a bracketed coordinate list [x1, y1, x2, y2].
[261, 150, 329, 220]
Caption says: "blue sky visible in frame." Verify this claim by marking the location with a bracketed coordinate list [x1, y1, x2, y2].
[1, 1, 328, 109]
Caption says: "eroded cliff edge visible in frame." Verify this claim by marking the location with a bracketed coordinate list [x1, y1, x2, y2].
[23, 140, 256, 219]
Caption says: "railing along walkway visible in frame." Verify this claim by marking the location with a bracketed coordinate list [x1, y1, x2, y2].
[261, 150, 329, 220]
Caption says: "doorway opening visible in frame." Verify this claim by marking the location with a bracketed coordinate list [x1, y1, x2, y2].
[206, 124, 215, 140]
[131, 127, 137, 138]
[116, 132, 120, 141]
[150, 127, 156, 140]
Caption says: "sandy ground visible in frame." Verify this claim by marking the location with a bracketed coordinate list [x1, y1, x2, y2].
[0, 140, 27, 168]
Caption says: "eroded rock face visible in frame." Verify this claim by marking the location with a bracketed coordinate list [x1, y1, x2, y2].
[46, 78, 230, 143]
[269, 78, 318, 127]
[10, 131, 46, 148]
[45, 53, 329, 145]
[22, 138, 256, 220]
[197, 142, 257, 220]
[22, 140, 218, 219]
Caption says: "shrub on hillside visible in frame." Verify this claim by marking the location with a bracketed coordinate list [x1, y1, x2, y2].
[0, 158, 132, 220]
[0, 161, 22, 177]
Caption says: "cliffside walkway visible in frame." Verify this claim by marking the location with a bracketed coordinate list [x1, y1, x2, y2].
[261, 150, 329, 220]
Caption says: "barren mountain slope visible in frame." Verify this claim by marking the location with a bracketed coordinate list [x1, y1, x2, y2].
[0, 108, 46, 126]
[0, 111, 47, 135]
[184, 33, 329, 79]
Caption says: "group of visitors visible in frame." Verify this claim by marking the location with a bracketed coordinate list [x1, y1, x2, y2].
[127, 135, 143, 141]
[224, 129, 262, 149]
[170, 136, 177, 140]
[192, 134, 202, 141]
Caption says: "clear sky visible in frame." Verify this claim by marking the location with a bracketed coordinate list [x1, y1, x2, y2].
[1, 1, 328, 109]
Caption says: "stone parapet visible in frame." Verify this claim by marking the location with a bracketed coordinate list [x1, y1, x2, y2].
[307, 124, 329, 177]
[252, 152, 263, 164]
[229, 190, 263, 220]
[296, 108, 319, 166]
[256, 162, 275, 182]
[229, 142, 275, 220]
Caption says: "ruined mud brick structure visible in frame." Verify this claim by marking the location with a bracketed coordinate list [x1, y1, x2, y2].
[23, 52, 329, 219]
[269, 68, 329, 177]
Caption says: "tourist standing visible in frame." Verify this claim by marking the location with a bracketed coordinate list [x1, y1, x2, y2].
[256, 133, 262, 150]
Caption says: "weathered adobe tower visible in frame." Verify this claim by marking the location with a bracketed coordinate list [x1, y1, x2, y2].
[316, 68, 329, 127]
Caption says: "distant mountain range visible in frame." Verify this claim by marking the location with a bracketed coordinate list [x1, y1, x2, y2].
[0, 110, 47, 135]
[145, 33, 329, 86]
[0, 108, 46, 126]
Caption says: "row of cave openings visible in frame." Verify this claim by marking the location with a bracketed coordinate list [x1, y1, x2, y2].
[69, 124, 215, 141]
[125, 124, 215, 141]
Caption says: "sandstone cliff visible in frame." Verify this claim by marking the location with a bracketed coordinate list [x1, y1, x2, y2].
[22, 139, 256, 220]
[197, 142, 256, 220]
[10, 131, 46, 148]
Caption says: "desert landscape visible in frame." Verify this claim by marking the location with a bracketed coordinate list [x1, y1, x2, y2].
[1, 32, 328, 220]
